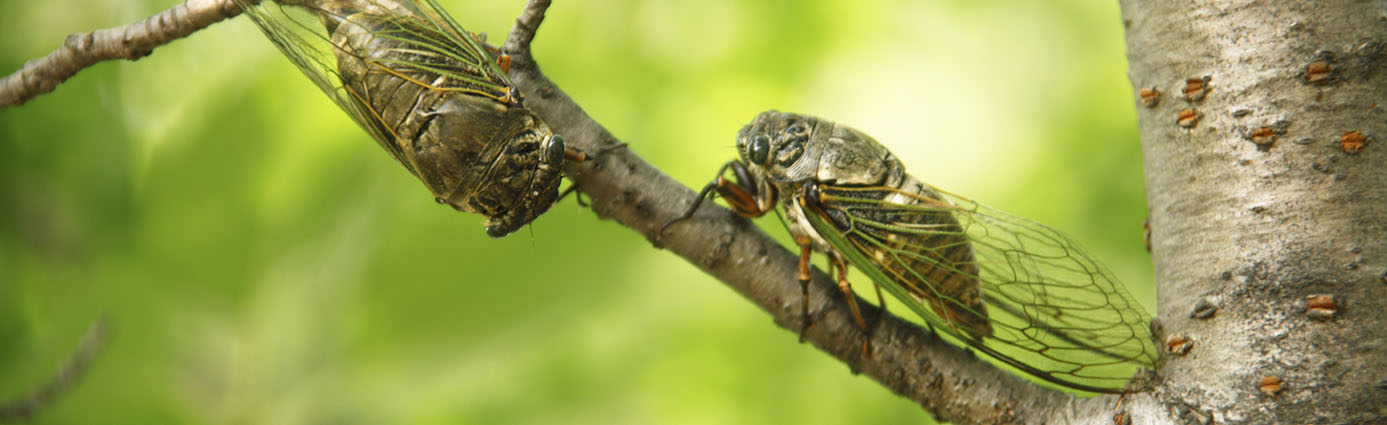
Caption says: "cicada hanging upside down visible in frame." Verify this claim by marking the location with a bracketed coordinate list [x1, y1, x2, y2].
[236, 0, 583, 237]
[668, 111, 1158, 392]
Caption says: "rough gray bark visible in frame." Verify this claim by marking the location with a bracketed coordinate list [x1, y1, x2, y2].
[1120, 1, 1387, 423]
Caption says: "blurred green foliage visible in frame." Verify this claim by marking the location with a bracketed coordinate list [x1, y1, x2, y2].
[0, 0, 1149, 423]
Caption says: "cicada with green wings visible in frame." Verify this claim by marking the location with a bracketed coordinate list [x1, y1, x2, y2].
[236, 0, 583, 238]
[667, 110, 1158, 393]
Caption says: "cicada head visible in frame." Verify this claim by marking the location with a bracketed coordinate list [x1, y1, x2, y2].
[735, 110, 818, 184]
[474, 106, 566, 238]
[419, 99, 565, 238]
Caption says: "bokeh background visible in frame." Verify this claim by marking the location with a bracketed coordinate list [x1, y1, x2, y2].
[0, 0, 1150, 423]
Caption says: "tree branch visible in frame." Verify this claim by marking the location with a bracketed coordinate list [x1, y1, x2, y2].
[0, 1, 1148, 423]
[501, 1, 1127, 423]
[0, 0, 246, 108]
[0, 316, 109, 422]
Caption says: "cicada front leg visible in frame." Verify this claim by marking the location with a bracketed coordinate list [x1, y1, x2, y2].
[661, 160, 774, 235]
[564, 147, 587, 162]
[556, 143, 630, 207]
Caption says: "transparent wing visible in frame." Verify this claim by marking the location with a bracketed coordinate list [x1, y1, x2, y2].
[800, 182, 1158, 393]
[234, 0, 511, 176]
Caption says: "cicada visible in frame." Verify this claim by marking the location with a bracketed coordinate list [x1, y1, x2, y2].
[236, 0, 582, 238]
[668, 110, 1158, 392]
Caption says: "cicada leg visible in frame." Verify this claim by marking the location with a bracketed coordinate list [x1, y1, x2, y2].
[564, 147, 587, 162]
[469, 31, 512, 74]
[555, 144, 628, 207]
[552, 147, 589, 205]
[794, 235, 815, 342]
[799, 181, 891, 354]
[496, 53, 512, 74]
[827, 252, 869, 331]
[828, 251, 879, 356]
[660, 160, 772, 235]
[555, 182, 586, 206]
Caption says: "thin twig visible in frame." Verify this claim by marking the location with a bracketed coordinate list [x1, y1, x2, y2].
[0, 315, 110, 422]
[499, 1, 1113, 423]
[501, 0, 548, 56]
[0, 0, 247, 108]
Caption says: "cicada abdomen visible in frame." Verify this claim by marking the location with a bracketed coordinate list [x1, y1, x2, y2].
[670, 110, 1157, 392]
[238, 0, 571, 238]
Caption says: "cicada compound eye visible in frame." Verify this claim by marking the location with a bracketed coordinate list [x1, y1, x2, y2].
[543, 134, 565, 165]
[748, 135, 771, 165]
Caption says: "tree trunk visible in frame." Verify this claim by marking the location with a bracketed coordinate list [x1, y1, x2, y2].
[1120, 1, 1387, 423]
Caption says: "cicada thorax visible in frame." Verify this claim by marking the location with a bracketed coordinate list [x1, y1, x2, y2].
[326, 8, 564, 237]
